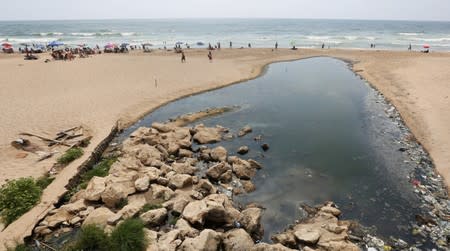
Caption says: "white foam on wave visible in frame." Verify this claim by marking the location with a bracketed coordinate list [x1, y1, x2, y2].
[120, 32, 137, 36]
[7, 37, 55, 43]
[71, 32, 96, 36]
[410, 37, 450, 42]
[305, 35, 330, 40]
[398, 32, 424, 36]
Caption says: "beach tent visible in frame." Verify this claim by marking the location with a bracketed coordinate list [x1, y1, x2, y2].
[48, 41, 64, 47]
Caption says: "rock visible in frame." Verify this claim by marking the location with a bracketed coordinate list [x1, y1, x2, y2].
[144, 229, 159, 251]
[237, 146, 249, 155]
[238, 125, 252, 137]
[232, 159, 256, 180]
[118, 202, 144, 219]
[157, 229, 181, 251]
[211, 146, 228, 161]
[182, 200, 208, 226]
[294, 228, 321, 244]
[101, 184, 128, 208]
[248, 159, 263, 169]
[241, 180, 256, 193]
[261, 143, 269, 151]
[193, 124, 222, 144]
[34, 226, 52, 236]
[152, 122, 173, 133]
[206, 162, 230, 180]
[151, 184, 175, 200]
[178, 149, 193, 158]
[157, 177, 170, 186]
[107, 213, 122, 225]
[135, 176, 150, 191]
[169, 174, 193, 189]
[175, 218, 199, 238]
[179, 229, 222, 251]
[320, 206, 341, 217]
[318, 241, 359, 251]
[251, 243, 296, 251]
[271, 232, 297, 248]
[83, 207, 115, 228]
[196, 179, 217, 196]
[45, 208, 73, 228]
[172, 162, 197, 175]
[104, 172, 137, 195]
[79, 206, 95, 218]
[84, 176, 107, 201]
[69, 216, 82, 225]
[167, 195, 191, 216]
[140, 208, 168, 226]
[136, 145, 163, 166]
[219, 170, 233, 183]
[240, 207, 263, 238]
[60, 199, 87, 214]
[223, 229, 254, 251]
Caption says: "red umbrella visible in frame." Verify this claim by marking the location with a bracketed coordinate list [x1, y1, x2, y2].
[423, 44, 430, 49]
[1, 42, 12, 47]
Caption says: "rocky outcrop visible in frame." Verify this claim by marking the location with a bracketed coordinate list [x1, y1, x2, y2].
[34, 119, 367, 251]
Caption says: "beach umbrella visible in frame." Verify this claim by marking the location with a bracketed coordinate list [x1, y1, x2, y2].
[48, 41, 64, 47]
[120, 43, 129, 47]
[105, 43, 117, 49]
[423, 44, 430, 48]
[142, 43, 153, 47]
[1, 42, 12, 47]
[196, 42, 205, 46]
[175, 41, 184, 45]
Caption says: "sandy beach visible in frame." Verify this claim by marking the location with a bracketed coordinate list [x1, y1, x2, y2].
[0, 48, 449, 247]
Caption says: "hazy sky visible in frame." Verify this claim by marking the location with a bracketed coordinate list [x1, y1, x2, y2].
[1, 0, 450, 21]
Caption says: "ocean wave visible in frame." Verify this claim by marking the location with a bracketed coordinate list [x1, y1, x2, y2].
[305, 35, 330, 40]
[6, 37, 55, 43]
[70, 32, 96, 36]
[398, 32, 424, 36]
[409, 37, 450, 42]
[120, 32, 137, 36]
[32, 32, 64, 36]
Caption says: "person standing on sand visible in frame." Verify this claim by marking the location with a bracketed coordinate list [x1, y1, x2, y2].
[248, 43, 251, 48]
[275, 42, 278, 49]
[230, 41, 232, 48]
[408, 44, 412, 51]
[208, 51, 212, 62]
[181, 51, 186, 63]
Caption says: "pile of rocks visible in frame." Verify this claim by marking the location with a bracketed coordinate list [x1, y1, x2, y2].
[34, 121, 362, 250]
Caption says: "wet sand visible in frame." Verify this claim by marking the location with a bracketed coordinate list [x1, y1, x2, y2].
[0, 48, 449, 248]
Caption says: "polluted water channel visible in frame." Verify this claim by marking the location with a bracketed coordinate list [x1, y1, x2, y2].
[115, 57, 434, 245]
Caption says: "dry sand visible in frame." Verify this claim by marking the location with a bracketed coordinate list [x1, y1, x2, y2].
[0, 48, 449, 247]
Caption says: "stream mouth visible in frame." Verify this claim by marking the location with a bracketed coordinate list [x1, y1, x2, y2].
[114, 57, 429, 243]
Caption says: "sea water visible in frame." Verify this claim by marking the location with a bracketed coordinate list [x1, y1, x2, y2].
[116, 57, 430, 244]
[1, 19, 450, 51]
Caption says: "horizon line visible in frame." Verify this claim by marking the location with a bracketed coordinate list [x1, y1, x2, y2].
[1, 17, 450, 22]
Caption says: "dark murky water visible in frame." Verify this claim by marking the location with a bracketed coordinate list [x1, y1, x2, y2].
[117, 57, 423, 242]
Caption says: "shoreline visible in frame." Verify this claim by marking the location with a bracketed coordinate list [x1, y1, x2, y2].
[0, 48, 449, 248]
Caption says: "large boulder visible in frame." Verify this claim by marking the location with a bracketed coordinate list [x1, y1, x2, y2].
[182, 200, 208, 226]
[45, 208, 73, 228]
[152, 122, 173, 133]
[223, 229, 254, 251]
[144, 229, 159, 251]
[84, 177, 106, 201]
[232, 159, 256, 180]
[83, 207, 115, 228]
[136, 144, 164, 166]
[60, 199, 87, 214]
[175, 218, 199, 238]
[192, 124, 222, 144]
[179, 229, 222, 251]
[140, 208, 168, 226]
[151, 184, 175, 201]
[210, 146, 228, 162]
[101, 184, 128, 208]
[135, 176, 150, 191]
[169, 174, 193, 189]
[293, 228, 320, 245]
[206, 162, 230, 180]
[157, 229, 181, 251]
[240, 207, 263, 238]
[172, 162, 197, 175]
